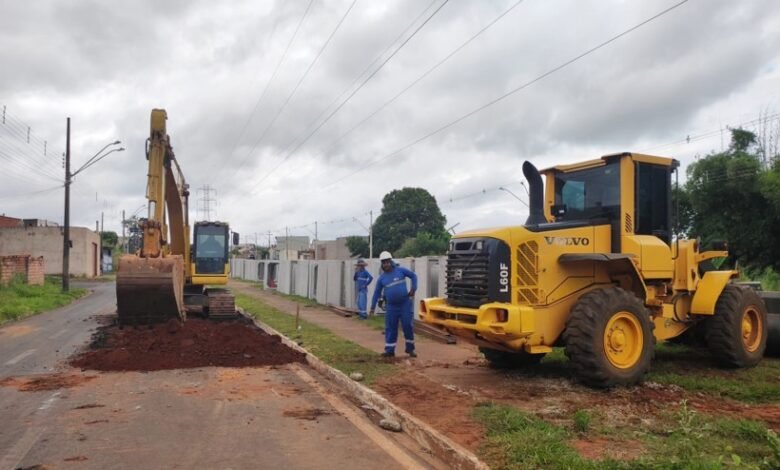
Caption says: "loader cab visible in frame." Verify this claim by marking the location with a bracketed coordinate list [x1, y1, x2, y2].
[193, 221, 229, 275]
[538, 153, 677, 249]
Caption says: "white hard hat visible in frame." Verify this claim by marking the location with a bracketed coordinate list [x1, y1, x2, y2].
[379, 251, 393, 261]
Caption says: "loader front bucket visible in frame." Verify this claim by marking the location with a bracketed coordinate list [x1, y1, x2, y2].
[759, 291, 780, 356]
[116, 255, 185, 325]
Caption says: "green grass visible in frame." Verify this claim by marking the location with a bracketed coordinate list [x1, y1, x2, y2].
[502, 344, 780, 405]
[648, 343, 780, 403]
[235, 292, 397, 384]
[474, 402, 779, 469]
[0, 276, 86, 324]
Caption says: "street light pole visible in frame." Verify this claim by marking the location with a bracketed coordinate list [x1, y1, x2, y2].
[498, 187, 529, 208]
[61, 127, 123, 291]
[62, 118, 71, 292]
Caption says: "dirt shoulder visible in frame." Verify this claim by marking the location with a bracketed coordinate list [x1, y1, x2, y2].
[231, 280, 780, 467]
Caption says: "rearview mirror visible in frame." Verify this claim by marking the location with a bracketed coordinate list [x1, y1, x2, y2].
[232, 232, 240, 246]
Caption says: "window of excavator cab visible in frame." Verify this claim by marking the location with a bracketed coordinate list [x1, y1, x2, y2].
[554, 162, 620, 221]
[195, 225, 227, 274]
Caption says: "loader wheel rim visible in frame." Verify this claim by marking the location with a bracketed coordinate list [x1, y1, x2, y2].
[604, 312, 643, 369]
[741, 306, 762, 353]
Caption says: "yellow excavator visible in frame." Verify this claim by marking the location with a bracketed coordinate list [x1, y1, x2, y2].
[116, 109, 237, 325]
[421, 152, 769, 387]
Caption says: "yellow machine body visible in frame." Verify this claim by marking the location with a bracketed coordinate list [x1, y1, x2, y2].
[116, 109, 234, 325]
[422, 152, 766, 386]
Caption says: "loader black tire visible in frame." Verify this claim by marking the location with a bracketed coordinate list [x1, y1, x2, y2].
[563, 287, 655, 388]
[479, 347, 545, 369]
[706, 285, 767, 368]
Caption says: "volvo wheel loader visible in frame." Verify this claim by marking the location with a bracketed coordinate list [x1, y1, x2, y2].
[116, 109, 238, 325]
[421, 152, 769, 387]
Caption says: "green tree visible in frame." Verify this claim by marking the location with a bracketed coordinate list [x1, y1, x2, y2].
[679, 128, 780, 270]
[345, 236, 369, 258]
[101, 231, 118, 248]
[372, 187, 447, 254]
[395, 231, 450, 258]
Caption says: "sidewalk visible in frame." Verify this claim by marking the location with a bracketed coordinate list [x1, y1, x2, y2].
[230, 281, 479, 363]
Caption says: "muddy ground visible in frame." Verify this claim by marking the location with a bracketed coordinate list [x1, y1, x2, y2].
[372, 357, 780, 460]
[69, 316, 306, 371]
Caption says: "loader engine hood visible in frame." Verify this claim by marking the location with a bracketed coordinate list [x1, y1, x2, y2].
[446, 235, 512, 308]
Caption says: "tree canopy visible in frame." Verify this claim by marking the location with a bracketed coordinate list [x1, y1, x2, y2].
[677, 128, 780, 271]
[372, 187, 448, 256]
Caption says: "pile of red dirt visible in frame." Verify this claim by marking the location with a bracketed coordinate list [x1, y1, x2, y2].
[70, 316, 306, 371]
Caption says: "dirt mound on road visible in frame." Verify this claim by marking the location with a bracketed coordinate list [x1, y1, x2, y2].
[70, 316, 306, 371]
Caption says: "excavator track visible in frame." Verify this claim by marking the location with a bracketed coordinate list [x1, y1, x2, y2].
[116, 255, 185, 325]
[205, 288, 237, 319]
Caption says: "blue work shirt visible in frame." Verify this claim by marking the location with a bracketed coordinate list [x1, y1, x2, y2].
[353, 269, 373, 292]
[371, 265, 417, 309]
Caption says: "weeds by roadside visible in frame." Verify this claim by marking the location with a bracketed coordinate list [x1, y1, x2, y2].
[474, 401, 779, 469]
[234, 292, 397, 384]
[0, 276, 86, 324]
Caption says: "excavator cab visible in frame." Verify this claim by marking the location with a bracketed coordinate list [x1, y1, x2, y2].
[192, 222, 229, 280]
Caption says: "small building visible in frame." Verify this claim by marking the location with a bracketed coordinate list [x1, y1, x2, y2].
[273, 235, 310, 261]
[0, 225, 101, 277]
[0, 215, 22, 228]
[312, 236, 355, 260]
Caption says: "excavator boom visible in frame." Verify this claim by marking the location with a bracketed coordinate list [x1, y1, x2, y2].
[116, 109, 188, 325]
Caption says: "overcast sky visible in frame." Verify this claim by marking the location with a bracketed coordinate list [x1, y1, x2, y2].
[1, 0, 779, 246]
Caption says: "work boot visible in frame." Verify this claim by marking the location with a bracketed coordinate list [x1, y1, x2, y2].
[407, 351, 417, 358]
[381, 351, 395, 358]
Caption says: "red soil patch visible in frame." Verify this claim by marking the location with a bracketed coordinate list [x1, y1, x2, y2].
[283, 407, 331, 420]
[0, 373, 97, 391]
[373, 371, 486, 451]
[69, 317, 306, 371]
[572, 438, 645, 461]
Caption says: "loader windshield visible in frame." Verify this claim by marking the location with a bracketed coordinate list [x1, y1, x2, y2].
[194, 225, 228, 274]
[555, 162, 620, 221]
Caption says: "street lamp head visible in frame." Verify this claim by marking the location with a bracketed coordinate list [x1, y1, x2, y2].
[112, 140, 121, 145]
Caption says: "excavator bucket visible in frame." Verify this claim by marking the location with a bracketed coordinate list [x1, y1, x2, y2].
[116, 255, 185, 325]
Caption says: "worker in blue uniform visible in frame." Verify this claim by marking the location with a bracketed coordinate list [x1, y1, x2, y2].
[370, 251, 418, 357]
[353, 258, 373, 319]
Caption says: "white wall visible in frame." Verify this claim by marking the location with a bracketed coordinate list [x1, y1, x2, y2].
[230, 255, 448, 313]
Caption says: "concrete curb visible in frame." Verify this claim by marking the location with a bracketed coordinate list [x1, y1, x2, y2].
[239, 309, 488, 470]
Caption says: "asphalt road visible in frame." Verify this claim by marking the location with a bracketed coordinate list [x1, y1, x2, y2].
[0, 282, 431, 469]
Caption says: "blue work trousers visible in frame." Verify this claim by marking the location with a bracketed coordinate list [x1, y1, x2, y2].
[384, 299, 415, 354]
[356, 290, 368, 319]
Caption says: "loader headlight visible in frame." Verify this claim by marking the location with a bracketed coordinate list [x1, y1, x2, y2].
[475, 240, 484, 251]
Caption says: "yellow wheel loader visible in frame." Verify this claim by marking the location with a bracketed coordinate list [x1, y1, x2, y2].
[116, 109, 238, 325]
[421, 152, 768, 387]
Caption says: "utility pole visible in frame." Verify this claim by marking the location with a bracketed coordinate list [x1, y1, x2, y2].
[314, 221, 318, 260]
[285, 226, 289, 261]
[62, 118, 71, 292]
[254, 232, 258, 259]
[267, 231, 272, 249]
[369, 210, 373, 260]
[121, 209, 126, 253]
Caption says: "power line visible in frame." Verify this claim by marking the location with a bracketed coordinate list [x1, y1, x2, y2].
[314, 0, 527, 164]
[0, 183, 63, 201]
[0, 147, 63, 184]
[224, 0, 357, 183]
[219, 0, 316, 176]
[265, 0, 439, 162]
[0, 106, 62, 171]
[641, 112, 780, 153]
[249, 0, 451, 189]
[324, 0, 690, 188]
